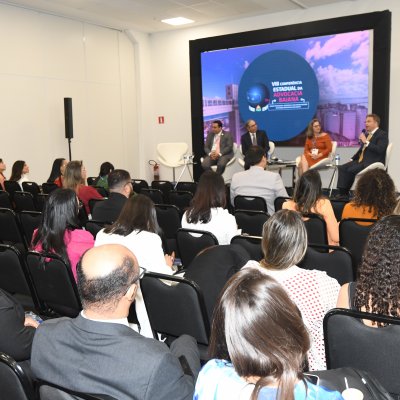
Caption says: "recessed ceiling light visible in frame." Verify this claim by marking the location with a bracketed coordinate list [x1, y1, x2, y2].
[161, 17, 194, 26]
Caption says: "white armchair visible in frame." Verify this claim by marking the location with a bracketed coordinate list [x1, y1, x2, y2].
[156, 142, 188, 182]
[295, 141, 337, 171]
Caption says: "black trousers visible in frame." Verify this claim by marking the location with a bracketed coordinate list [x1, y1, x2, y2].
[337, 160, 366, 193]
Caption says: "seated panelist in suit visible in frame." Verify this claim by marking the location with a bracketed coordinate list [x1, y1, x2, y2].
[31, 244, 200, 400]
[337, 113, 388, 197]
[92, 169, 132, 223]
[201, 120, 234, 175]
[241, 119, 270, 157]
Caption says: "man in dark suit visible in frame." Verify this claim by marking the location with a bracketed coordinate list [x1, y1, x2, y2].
[92, 169, 132, 222]
[31, 244, 200, 400]
[337, 113, 388, 197]
[201, 120, 234, 175]
[241, 119, 270, 157]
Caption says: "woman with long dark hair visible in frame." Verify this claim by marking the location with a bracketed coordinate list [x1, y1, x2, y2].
[47, 158, 68, 187]
[94, 161, 114, 191]
[283, 169, 339, 245]
[337, 215, 400, 325]
[194, 268, 342, 400]
[9, 160, 30, 188]
[182, 171, 239, 244]
[31, 188, 94, 280]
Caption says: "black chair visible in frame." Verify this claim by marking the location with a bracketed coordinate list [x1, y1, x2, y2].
[324, 308, 400, 397]
[94, 186, 108, 197]
[77, 199, 89, 227]
[141, 188, 164, 204]
[298, 244, 355, 285]
[0, 190, 13, 209]
[155, 204, 181, 255]
[84, 220, 111, 239]
[89, 198, 105, 215]
[303, 213, 328, 246]
[34, 193, 48, 212]
[339, 218, 376, 273]
[38, 380, 117, 400]
[18, 210, 42, 245]
[131, 179, 149, 194]
[0, 208, 28, 252]
[230, 235, 263, 260]
[13, 191, 37, 212]
[141, 271, 210, 360]
[4, 180, 21, 200]
[41, 182, 58, 194]
[0, 353, 36, 400]
[234, 209, 269, 236]
[175, 181, 197, 195]
[176, 228, 219, 267]
[151, 180, 173, 203]
[22, 181, 41, 198]
[26, 251, 82, 318]
[233, 195, 267, 212]
[0, 244, 39, 310]
[86, 177, 97, 186]
[330, 199, 348, 221]
[274, 196, 291, 212]
[168, 190, 193, 213]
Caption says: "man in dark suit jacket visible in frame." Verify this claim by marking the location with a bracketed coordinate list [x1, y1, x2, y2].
[201, 119, 234, 175]
[241, 119, 270, 157]
[31, 244, 200, 400]
[92, 169, 132, 222]
[337, 114, 388, 196]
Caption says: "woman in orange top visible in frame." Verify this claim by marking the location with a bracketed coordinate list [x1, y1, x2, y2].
[342, 169, 397, 225]
[298, 119, 332, 176]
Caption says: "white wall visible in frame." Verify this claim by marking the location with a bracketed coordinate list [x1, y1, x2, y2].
[134, 0, 400, 188]
[0, 3, 138, 183]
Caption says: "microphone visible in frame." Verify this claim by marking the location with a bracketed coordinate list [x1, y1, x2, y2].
[359, 129, 366, 145]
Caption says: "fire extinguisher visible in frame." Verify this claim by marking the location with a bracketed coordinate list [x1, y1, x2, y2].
[148, 160, 160, 181]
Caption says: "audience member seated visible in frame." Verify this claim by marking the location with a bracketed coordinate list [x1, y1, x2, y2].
[184, 244, 250, 322]
[95, 194, 174, 337]
[337, 215, 400, 326]
[31, 244, 200, 400]
[298, 118, 333, 177]
[93, 161, 114, 191]
[230, 145, 288, 215]
[9, 160, 30, 189]
[283, 169, 339, 246]
[31, 188, 94, 280]
[182, 171, 240, 244]
[0, 158, 6, 190]
[194, 268, 342, 399]
[0, 288, 38, 374]
[92, 169, 132, 222]
[341, 169, 397, 224]
[47, 158, 68, 188]
[63, 160, 103, 214]
[243, 210, 340, 370]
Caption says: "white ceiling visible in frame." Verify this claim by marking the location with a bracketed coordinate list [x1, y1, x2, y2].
[0, 0, 357, 33]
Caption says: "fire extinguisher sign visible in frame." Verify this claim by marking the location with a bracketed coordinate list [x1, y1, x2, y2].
[158, 116, 165, 124]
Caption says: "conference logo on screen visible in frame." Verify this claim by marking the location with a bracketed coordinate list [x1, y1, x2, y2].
[239, 50, 319, 142]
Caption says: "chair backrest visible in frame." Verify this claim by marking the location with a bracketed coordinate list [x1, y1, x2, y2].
[86, 177, 97, 186]
[41, 182, 58, 194]
[0, 190, 13, 209]
[339, 218, 376, 273]
[84, 220, 111, 239]
[298, 244, 355, 285]
[18, 210, 42, 245]
[94, 186, 108, 197]
[176, 228, 219, 267]
[26, 251, 82, 317]
[233, 195, 267, 212]
[268, 141, 275, 157]
[303, 213, 328, 246]
[0, 208, 28, 251]
[0, 353, 36, 400]
[157, 143, 188, 166]
[140, 188, 164, 204]
[234, 210, 269, 236]
[141, 272, 210, 345]
[168, 190, 193, 212]
[385, 142, 393, 169]
[131, 179, 149, 194]
[230, 235, 263, 261]
[151, 180, 173, 203]
[4, 180, 21, 199]
[274, 196, 291, 212]
[13, 191, 37, 212]
[324, 308, 400, 396]
[155, 204, 181, 238]
[175, 181, 197, 195]
[330, 199, 348, 221]
[88, 198, 105, 215]
[21, 181, 41, 197]
[35, 193, 48, 212]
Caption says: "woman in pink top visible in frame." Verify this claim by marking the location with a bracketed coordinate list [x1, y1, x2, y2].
[283, 169, 339, 246]
[31, 188, 94, 280]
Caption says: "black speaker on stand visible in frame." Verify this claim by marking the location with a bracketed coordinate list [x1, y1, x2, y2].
[64, 97, 73, 161]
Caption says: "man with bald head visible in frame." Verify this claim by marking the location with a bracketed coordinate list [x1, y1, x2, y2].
[31, 244, 199, 400]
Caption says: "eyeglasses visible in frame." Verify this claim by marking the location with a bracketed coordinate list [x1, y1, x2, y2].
[313, 124, 320, 128]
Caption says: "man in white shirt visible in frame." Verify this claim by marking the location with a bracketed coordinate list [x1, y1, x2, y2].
[230, 145, 288, 215]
